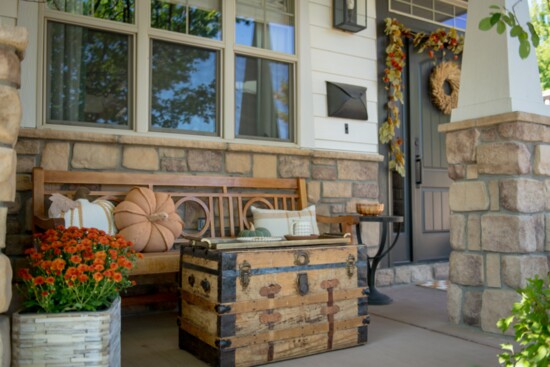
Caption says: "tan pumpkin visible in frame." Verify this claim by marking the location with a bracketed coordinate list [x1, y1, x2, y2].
[114, 187, 183, 252]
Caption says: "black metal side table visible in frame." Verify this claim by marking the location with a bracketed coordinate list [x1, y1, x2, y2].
[355, 215, 404, 305]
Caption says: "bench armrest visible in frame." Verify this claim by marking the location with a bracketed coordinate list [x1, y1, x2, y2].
[33, 215, 65, 232]
[316, 215, 359, 243]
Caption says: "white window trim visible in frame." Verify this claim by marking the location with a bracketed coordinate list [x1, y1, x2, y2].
[19, 0, 310, 149]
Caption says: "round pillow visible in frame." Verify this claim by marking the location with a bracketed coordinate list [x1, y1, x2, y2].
[429, 61, 461, 115]
[114, 187, 184, 252]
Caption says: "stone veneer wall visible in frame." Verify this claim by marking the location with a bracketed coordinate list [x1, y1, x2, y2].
[441, 112, 550, 333]
[0, 26, 28, 367]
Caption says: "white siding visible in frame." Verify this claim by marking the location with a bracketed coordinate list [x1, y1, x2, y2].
[309, 0, 379, 154]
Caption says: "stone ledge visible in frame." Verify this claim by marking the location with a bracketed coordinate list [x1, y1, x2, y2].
[18, 128, 383, 162]
[439, 111, 550, 133]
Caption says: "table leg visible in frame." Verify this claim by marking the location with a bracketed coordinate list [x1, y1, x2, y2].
[367, 222, 393, 305]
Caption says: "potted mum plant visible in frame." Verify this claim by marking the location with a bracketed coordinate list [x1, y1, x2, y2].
[12, 226, 141, 367]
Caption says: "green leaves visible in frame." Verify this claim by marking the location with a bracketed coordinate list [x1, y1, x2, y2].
[478, 4, 541, 60]
[497, 274, 550, 367]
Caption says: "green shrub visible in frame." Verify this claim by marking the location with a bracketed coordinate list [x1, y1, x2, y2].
[497, 274, 550, 367]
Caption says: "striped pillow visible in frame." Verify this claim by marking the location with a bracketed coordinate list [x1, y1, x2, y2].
[251, 205, 319, 237]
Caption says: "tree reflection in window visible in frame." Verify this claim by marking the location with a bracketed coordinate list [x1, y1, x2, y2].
[47, 22, 131, 127]
[150, 40, 218, 134]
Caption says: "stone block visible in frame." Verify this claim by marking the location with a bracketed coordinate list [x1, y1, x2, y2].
[72, 143, 120, 169]
[449, 252, 484, 286]
[16, 155, 35, 173]
[482, 214, 542, 253]
[446, 128, 479, 164]
[534, 145, 550, 176]
[307, 181, 320, 203]
[545, 180, 550, 210]
[312, 158, 335, 165]
[7, 192, 20, 214]
[4, 234, 32, 256]
[159, 148, 186, 159]
[278, 156, 309, 178]
[486, 253, 501, 288]
[160, 158, 187, 172]
[480, 126, 498, 142]
[450, 214, 466, 250]
[488, 180, 499, 211]
[0, 315, 9, 367]
[0, 46, 20, 87]
[40, 142, 70, 171]
[311, 165, 337, 180]
[337, 160, 377, 181]
[14, 139, 40, 155]
[448, 165, 466, 180]
[500, 178, 545, 213]
[0, 207, 5, 249]
[16, 174, 31, 191]
[463, 291, 482, 326]
[410, 264, 433, 283]
[225, 152, 251, 174]
[253, 155, 277, 178]
[357, 223, 379, 247]
[477, 142, 531, 175]
[394, 266, 411, 284]
[123, 146, 159, 171]
[352, 183, 378, 199]
[467, 214, 481, 250]
[433, 262, 449, 280]
[498, 122, 543, 141]
[188, 150, 223, 172]
[546, 214, 550, 252]
[466, 165, 478, 179]
[449, 181, 489, 212]
[0, 86, 20, 146]
[322, 182, 352, 198]
[481, 289, 520, 335]
[502, 255, 549, 289]
[447, 283, 463, 324]
[0, 148, 15, 202]
[0, 253, 12, 313]
[375, 268, 394, 287]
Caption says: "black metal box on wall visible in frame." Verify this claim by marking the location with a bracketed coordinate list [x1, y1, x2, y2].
[326, 81, 368, 120]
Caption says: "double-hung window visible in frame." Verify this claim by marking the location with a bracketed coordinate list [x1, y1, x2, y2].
[42, 0, 296, 143]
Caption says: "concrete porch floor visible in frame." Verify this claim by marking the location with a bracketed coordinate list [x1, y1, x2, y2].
[121, 285, 512, 367]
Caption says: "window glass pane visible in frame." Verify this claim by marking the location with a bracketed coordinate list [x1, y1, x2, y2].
[46, 21, 131, 127]
[151, 40, 218, 134]
[236, 0, 295, 54]
[151, 0, 222, 40]
[235, 55, 293, 141]
[47, 0, 134, 24]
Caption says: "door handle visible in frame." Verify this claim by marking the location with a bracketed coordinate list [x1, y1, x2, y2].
[414, 137, 422, 185]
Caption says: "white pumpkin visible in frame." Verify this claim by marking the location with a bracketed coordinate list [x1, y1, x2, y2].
[49, 197, 117, 235]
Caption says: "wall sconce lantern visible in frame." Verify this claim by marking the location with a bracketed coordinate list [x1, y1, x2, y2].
[333, 0, 367, 33]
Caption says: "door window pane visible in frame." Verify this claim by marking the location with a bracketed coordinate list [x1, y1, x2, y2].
[46, 21, 131, 127]
[235, 55, 293, 141]
[151, 40, 219, 134]
[47, 0, 135, 24]
[236, 0, 295, 54]
[151, 0, 222, 40]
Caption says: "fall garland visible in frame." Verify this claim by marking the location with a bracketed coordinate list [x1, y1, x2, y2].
[381, 18, 464, 176]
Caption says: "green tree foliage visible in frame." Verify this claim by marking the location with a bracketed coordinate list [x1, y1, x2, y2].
[530, 0, 550, 90]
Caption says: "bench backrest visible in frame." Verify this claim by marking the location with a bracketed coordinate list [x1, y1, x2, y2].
[32, 167, 308, 239]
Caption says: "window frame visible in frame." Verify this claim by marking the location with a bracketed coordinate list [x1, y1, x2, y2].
[35, 0, 300, 146]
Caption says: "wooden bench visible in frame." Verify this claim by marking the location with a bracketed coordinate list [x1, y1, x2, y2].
[32, 167, 357, 306]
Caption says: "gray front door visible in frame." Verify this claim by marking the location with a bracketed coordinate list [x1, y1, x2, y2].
[408, 45, 452, 262]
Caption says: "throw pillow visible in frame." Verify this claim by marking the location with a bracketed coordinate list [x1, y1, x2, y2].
[251, 205, 319, 237]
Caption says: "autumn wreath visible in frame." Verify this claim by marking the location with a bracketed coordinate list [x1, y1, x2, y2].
[429, 61, 461, 115]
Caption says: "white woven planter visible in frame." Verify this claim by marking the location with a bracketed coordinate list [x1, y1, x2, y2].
[11, 297, 121, 367]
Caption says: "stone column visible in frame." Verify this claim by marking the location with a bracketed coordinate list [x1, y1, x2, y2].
[441, 112, 550, 333]
[0, 25, 28, 367]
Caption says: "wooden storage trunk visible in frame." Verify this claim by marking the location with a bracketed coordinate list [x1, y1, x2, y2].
[179, 238, 368, 367]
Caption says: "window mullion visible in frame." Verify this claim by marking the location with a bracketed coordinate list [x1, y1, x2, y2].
[223, 0, 236, 140]
[135, 0, 150, 133]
